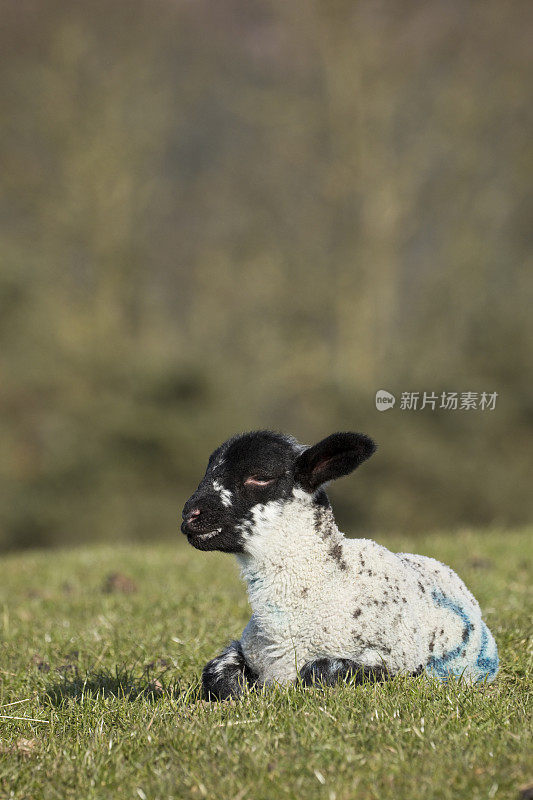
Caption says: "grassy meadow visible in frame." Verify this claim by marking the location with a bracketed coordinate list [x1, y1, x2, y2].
[0, 528, 530, 800]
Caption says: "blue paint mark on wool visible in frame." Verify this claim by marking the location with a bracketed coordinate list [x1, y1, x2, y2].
[426, 590, 473, 679]
[476, 621, 499, 681]
[247, 574, 263, 590]
[425, 590, 497, 682]
[265, 601, 285, 617]
[245, 571, 284, 618]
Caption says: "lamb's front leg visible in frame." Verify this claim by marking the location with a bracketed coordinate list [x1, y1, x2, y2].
[300, 658, 391, 687]
[202, 640, 258, 700]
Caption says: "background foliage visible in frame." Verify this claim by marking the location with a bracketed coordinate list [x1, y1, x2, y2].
[1, 0, 532, 549]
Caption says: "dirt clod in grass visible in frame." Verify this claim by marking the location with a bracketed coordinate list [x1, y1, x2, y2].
[55, 663, 77, 676]
[145, 658, 170, 670]
[467, 557, 494, 569]
[102, 572, 138, 594]
[25, 588, 44, 600]
[62, 650, 79, 661]
[31, 654, 50, 673]
[0, 738, 37, 757]
[519, 782, 533, 800]
[146, 679, 164, 696]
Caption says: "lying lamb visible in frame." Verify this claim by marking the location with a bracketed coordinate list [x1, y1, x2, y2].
[180, 430, 499, 699]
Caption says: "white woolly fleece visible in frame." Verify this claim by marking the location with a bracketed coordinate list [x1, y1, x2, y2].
[235, 489, 498, 686]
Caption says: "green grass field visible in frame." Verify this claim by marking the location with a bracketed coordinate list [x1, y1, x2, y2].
[0, 529, 531, 800]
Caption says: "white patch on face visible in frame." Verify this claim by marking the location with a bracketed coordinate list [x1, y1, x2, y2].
[212, 479, 233, 508]
[241, 500, 284, 535]
[291, 486, 314, 503]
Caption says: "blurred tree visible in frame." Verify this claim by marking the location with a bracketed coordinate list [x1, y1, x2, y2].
[0, 0, 531, 549]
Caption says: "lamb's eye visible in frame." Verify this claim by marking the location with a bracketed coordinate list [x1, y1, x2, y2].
[244, 476, 275, 487]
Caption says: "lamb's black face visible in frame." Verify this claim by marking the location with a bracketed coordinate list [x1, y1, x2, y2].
[181, 431, 302, 553]
[180, 429, 377, 553]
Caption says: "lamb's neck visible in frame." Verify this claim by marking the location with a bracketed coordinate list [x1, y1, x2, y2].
[235, 495, 344, 590]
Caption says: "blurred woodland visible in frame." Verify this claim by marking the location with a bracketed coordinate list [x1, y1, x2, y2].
[0, 0, 532, 550]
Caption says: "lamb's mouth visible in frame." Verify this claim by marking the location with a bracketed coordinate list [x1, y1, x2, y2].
[181, 520, 222, 539]
[194, 529, 222, 540]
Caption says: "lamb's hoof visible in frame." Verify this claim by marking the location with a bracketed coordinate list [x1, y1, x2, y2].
[300, 658, 348, 686]
[300, 658, 391, 687]
[201, 641, 257, 701]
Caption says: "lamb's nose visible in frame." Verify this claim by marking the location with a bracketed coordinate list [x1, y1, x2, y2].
[183, 508, 201, 523]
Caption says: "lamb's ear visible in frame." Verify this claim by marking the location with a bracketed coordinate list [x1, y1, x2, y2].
[294, 432, 376, 493]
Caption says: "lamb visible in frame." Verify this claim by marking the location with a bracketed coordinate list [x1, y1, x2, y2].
[180, 430, 499, 700]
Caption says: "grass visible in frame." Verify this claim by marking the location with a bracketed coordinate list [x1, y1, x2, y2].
[0, 528, 531, 800]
